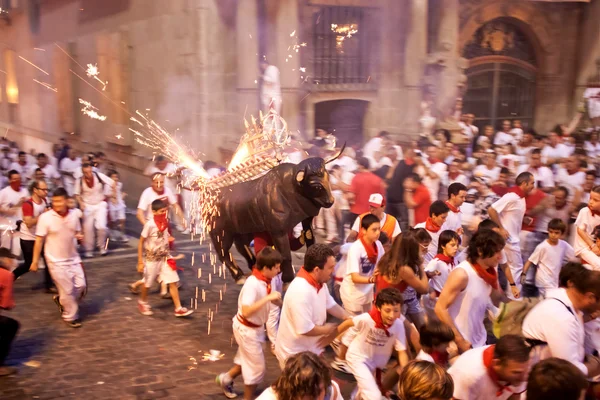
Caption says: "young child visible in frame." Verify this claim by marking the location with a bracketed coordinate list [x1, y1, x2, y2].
[216, 247, 283, 400]
[105, 170, 128, 243]
[414, 201, 450, 265]
[137, 199, 192, 317]
[521, 218, 575, 298]
[339, 287, 409, 400]
[415, 320, 455, 367]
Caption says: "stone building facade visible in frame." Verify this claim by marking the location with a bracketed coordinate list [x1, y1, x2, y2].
[0, 0, 598, 203]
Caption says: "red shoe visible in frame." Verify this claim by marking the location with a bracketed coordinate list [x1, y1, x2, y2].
[174, 307, 193, 317]
[138, 301, 153, 316]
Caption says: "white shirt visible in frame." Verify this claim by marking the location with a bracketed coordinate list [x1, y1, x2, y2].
[444, 206, 463, 233]
[585, 141, 600, 159]
[275, 276, 337, 364]
[74, 173, 113, 205]
[446, 173, 470, 188]
[346, 313, 406, 370]
[20, 197, 47, 241]
[35, 209, 81, 263]
[334, 243, 352, 283]
[28, 164, 60, 181]
[491, 192, 526, 244]
[350, 213, 401, 240]
[517, 165, 554, 190]
[414, 222, 442, 265]
[510, 127, 524, 142]
[528, 240, 575, 290]
[59, 157, 82, 190]
[417, 162, 447, 202]
[449, 345, 526, 400]
[541, 144, 570, 163]
[0, 186, 29, 226]
[473, 165, 501, 183]
[9, 162, 29, 179]
[341, 240, 384, 305]
[137, 187, 178, 220]
[425, 256, 455, 294]
[236, 274, 270, 326]
[522, 288, 587, 375]
[555, 169, 586, 202]
[574, 207, 600, 255]
[256, 381, 343, 400]
[363, 137, 383, 160]
[141, 219, 170, 258]
[493, 131, 515, 146]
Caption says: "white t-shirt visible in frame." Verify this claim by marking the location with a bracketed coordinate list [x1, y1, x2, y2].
[28, 163, 60, 181]
[59, 157, 82, 190]
[0, 186, 29, 226]
[528, 240, 575, 290]
[416, 349, 435, 363]
[9, 162, 29, 179]
[141, 219, 171, 260]
[275, 276, 337, 364]
[137, 187, 178, 220]
[256, 381, 343, 400]
[236, 274, 270, 326]
[491, 192, 526, 244]
[541, 144, 570, 163]
[446, 173, 470, 188]
[585, 141, 600, 159]
[473, 165, 501, 182]
[444, 207, 462, 233]
[493, 131, 515, 146]
[517, 165, 554, 190]
[449, 345, 526, 400]
[574, 207, 600, 255]
[104, 181, 125, 207]
[425, 256, 455, 294]
[74, 172, 112, 205]
[555, 169, 586, 202]
[341, 240, 384, 306]
[35, 209, 81, 262]
[20, 197, 47, 241]
[510, 127, 524, 142]
[350, 213, 401, 240]
[346, 313, 406, 370]
[363, 137, 383, 160]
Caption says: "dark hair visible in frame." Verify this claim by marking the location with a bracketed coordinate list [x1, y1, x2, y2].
[375, 287, 403, 308]
[273, 351, 332, 399]
[361, 213, 380, 231]
[377, 229, 430, 281]
[34, 167, 42, 174]
[357, 157, 370, 170]
[151, 198, 168, 212]
[37, 153, 46, 159]
[397, 361, 454, 400]
[554, 186, 569, 198]
[448, 182, 467, 198]
[7, 169, 19, 180]
[407, 173, 422, 184]
[419, 321, 455, 348]
[18, 151, 26, 157]
[467, 229, 505, 263]
[52, 187, 68, 199]
[29, 179, 46, 193]
[379, 231, 390, 246]
[108, 169, 119, 177]
[547, 218, 567, 234]
[515, 172, 533, 186]
[499, 167, 510, 175]
[256, 247, 283, 270]
[478, 219, 499, 231]
[156, 155, 166, 162]
[81, 162, 92, 169]
[559, 262, 600, 298]
[526, 358, 588, 400]
[437, 230, 461, 254]
[430, 200, 450, 217]
[494, 334, 531, 365]
[378, 131, 390, 138]
[304, 244, 335, 273]
[531, 148, 542, 156]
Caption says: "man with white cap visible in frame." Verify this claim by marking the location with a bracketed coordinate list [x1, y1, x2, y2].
[346, 193, 401, 243]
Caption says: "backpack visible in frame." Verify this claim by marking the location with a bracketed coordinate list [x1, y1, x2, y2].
[79, 171, 105, 191]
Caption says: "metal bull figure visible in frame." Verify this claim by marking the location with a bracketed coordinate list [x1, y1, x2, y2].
[209, 148, 343, 284]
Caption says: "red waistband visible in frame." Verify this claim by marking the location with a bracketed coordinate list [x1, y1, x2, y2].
[236, 314, 261, 328]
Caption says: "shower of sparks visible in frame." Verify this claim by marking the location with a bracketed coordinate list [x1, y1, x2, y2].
[18, 56, 50, 76]
[86, 63, 108, 91]
[290, 30, 296, 37]
[115, 134, 123, 140]
[33, 48, 46, 52]
[79, 98, 107, 121]
[33, 79, 58, 92]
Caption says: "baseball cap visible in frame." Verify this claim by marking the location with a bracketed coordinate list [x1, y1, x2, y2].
[369, 193, 385, 208]
[0, 248, 17, 259]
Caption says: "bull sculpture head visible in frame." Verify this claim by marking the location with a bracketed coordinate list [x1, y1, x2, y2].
[294, 143, 346, 209]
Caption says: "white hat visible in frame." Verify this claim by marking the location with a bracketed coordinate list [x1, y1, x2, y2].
[369, 193, 385, 207]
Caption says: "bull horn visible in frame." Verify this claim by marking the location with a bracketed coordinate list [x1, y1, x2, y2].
[325, 142, 346, 164]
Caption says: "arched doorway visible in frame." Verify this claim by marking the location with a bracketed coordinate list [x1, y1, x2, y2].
[462, 18, 537, 131]
[314, 100, 369, 145]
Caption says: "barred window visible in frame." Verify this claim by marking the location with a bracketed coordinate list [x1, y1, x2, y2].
[312, 6, 374, 85]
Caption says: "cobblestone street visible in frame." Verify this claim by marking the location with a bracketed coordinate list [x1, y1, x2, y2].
[0, 225, 355, 399]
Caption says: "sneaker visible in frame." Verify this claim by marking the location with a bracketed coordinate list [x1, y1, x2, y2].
[330, 358, 351, 374]
[215, 373, 237, 399]
[53, 295, 64, 315]
[128, 283, 139, 295]
[65, 319, 82, 328]
[174, 307, 193, 317]
[138, 302, 153, 316]
[0, 366, 17, 376]
[99, 249, 108, 256]
[330, 338, 342, 356]
[83, 252, 94, 258]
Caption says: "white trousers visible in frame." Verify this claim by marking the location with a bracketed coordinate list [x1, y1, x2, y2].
[504, 242, 523, 300]
[48, 259, 86, 321]
[0, 231, 21, 257]
[82, 201, 107, 252]
[232, 318, 266, 385]
[346, 359, 382, 400]
[578, 248, 600, 271]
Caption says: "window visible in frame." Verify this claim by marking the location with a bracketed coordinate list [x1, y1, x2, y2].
[312, 6, 374, 85]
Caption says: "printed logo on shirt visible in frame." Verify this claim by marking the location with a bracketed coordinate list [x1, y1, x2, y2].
[360, 257, 375, 275]
[365, 328, 392, 347]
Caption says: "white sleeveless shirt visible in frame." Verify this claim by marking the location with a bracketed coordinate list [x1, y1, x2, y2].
[448, 261, 492, 348]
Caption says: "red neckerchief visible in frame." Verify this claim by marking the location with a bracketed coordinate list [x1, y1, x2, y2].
[252, 268, 272, 294]
[360, 236, 378, 265]
[435, 254, 455, 268]
[425, 217, 442, 233]
[445, 201, 460, 213]
[472, 263, 499, 290]
[448, 171, 460, 180]
[590, 207, 600, 218]
[483, 345, 514, 397]
[368, 305, 390, 337]
[153, 214, 169, 232]
[431, 350, 450, 367]
[84, 175, 94, 188]
[297, 267, 323, 292]
[567, 169, 579, 176]
[429, 158, 443, 164]
[404, 158, 415, 166]
[508, 186, 526, 198]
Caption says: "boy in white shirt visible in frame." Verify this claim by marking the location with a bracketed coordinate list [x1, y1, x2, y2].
[136, 199, 192, 318]
[105, 170, 128, 243]
[338, 288, 409, 400]
[216, 248, 283, 400]
[521, 218, 576, 297]
[414, 201, 450, 265]
[574, 186, 600, 269]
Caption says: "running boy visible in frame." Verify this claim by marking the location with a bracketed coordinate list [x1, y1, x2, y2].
[216, 247, 283, 399]
[340, 287, 409, 400]
[137, 199, 192, 317]
[105, 170, 127, 243]
[521, 218, 576, 297]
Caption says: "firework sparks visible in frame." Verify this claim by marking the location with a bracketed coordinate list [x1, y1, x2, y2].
[18, 56, 49, 75]
[79, 98, 107, 121]
[33, 78, 58, 92]
[86, 63, 108, 91]
[115, 134, 123, 140]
